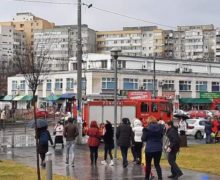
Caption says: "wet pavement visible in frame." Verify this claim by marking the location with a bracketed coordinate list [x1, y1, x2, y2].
[0, 145, 220, 180]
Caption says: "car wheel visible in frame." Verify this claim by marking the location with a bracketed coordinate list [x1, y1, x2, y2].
[195, 131, 202, 139]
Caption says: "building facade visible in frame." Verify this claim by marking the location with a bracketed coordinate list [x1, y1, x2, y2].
[34, 25, 96, 71]
[7, 54, 220, 109]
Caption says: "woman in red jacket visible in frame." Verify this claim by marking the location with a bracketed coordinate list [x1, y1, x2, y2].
[87, 120, 101, 165]
[212, 117, 219, 133]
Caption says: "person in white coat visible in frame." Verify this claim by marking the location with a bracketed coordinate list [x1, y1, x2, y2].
[132, 118, 143, 165]
[53, 120, 64, 148]
[178, 118, 187, 136]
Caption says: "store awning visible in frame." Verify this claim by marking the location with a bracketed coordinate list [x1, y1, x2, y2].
[179, 98, 212, 104]
[13, 95, 25, 101]
[60, 93, 76, 99]
[1, 95, 13, 101]
[21, 95, 33, 101]
[45, 95, 60, 101]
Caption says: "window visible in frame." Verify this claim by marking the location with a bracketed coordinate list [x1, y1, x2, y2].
[102, 78, 115, 89]
[212, 82, 220, 92]
[179, 81, 191, 91]
[162, 80, 175, 91]
[123, 78, 138, 90]
[55, 79, 63, 90]
[143, 79, 157, 90]
[151, 103, 158, 112]
[12, 81, 17, 91]
[20, 80, 25, 90]
[66, 78, 74, 90]
[118, 60, 126, 68]
[73, 63, 77, 70]
[82, 78, 86, 90]
[101, 60, 107, 68]
[196, 81, 207, 92]
[141, 102, 149, 113]
[46, 80, 52, 91]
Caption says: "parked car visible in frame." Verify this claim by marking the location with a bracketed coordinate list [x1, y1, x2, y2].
[36, 108, 48, 118]
[186, 118, 207, 139]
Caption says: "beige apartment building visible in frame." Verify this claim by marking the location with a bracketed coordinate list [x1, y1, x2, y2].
[96, 28, 143, 56]
[96, 26, 168, 58]
[0, 12, 55, 46]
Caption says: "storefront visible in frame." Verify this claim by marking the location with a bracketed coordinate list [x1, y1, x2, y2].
[179, 98, 212, 110]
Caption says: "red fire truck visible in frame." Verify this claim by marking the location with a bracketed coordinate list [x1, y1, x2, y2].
[82, 98, 173, 128]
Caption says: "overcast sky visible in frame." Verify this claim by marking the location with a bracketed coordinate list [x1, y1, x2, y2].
[0, 0, 220, 31]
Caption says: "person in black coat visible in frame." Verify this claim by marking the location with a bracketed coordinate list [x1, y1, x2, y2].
[165, 121, 183, 179]
[141, 116, 163, 180]
[101, 121, 114, 166]
[37, 126, 53, 167]
[116, 118, 132, 168]
[204, 119, 212, 144]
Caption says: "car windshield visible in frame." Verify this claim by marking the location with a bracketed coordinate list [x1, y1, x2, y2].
[186, 119, 196, 124]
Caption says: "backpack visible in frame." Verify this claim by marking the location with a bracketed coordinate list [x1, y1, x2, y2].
[39, 131, 49, 145]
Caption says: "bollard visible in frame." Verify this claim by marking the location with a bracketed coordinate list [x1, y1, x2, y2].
[46, 152, 53, 180]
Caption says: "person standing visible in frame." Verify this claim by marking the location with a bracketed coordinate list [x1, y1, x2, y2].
[212, 116, 219, 142]
[53, 120, 64, 148]
[141, 116, 163, 180]
[178, 118, 187, 136]
[132, 118, 143, 165]
[63, 117, 79, 167]
[87, 120, 101, 165]
[101, 121, 114, 166]
[37, 126, 53, 167]
[165, 121, 183, 179]
[205, 118, 212, 144]
[116, 118, 133, 168]
[0, 109, 6, 130]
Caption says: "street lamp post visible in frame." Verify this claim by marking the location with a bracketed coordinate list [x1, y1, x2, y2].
[111, 48, 121, 161]
[153, 55, 156, 99]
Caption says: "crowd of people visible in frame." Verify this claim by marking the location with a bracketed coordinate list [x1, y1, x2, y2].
[36, 116, 184, 180]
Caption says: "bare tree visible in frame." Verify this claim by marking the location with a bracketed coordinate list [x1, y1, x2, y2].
[14, 44, 51, 180]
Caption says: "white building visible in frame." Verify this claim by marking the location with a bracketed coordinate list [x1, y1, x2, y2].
[7, 53, 220, 109]
[34, 25, 96, 71]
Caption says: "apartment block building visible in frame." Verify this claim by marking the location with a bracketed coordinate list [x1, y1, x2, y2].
[0, 25, 26, 61]
[96, 28, 143, 56]
[34, 25, 96, 71]
[97, 27, 173, 59]
[174, 24, 216, 61]
[0, 12, 55, 47]
[216, 28, 220, 62]
[0, 25, 26, 95]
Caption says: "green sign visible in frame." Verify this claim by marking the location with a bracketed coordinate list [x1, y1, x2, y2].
[200, 92, 220, 99]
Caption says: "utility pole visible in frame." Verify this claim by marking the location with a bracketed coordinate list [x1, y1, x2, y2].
[111, 48, 121, 161]
[77, 0, 82, 144]
[153, 55, 156, 98]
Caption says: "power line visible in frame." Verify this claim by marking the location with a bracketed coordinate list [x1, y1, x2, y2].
[83, 3, 176, 29]
[7, 0, 175, 29]
[13, 0, 74, 5]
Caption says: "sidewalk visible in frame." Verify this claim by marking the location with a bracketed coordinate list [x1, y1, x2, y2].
[0, 145, 219, 180]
